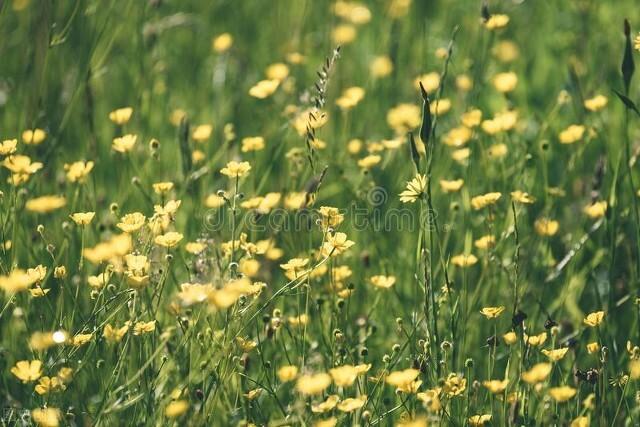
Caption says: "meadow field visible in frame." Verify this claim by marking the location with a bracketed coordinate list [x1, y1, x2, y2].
[2, 0, 640, 425]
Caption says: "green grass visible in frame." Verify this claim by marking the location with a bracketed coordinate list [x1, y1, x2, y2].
[1, 0, 640, 425]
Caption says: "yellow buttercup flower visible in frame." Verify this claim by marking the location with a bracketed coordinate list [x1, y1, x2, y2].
[469, 414, 492, 426]
[471, 192, 501, 210]
[212, 33, 233, 52]
[65, 160, 94, 183]
[155, 231, 184, 248]
[249, 79, 279, 99]
[357, 154, 381, 169]
[117, 212, 146, 233]
[541, 347, 569, 362]
[337, 395, 366, 412]
[3, 154, 43, 175]
[583, 201, 607, 219]
[474, 235, 496, 250]
[586, 342, 600, 354]
[485, 14, 509, 30]
[11, 360, 43, 382]
[192, 124, 213, 142]
[521, 363, 552, 384]
[493, 72, 517, 92]
[329, 365, 360, 387]
[0, 269, 38, 293]
[385, 369, 420, 391]
[443, 373, 466, 397]
[35, 376, 66, 395]
[503, 332, 517, 345]
[0, 138, 18, 155]
[584, 95, 608, 112]
[296, 373, 332, 395]
[440, 179, 464, 193]
[524, 332, 548, 347]
[165, 400, 189, 418]
[220, 161, 251, 178]
[31, 407, 61, 427]
[312, 395, 340, 413]
[534, 218, 559, 236]
[70, 212, 95, 226]
[451, 254, 478, 267]
[482, 379, 508, 394]
[370, 55, 393, 78]
[108, 107, 133, 125]
[241, 136, 265, 152]
[511, 190, 535, 204]
[331, 24, 357, 44]
[112, 134, 137, 153]
[103, 323, 130, 343]
[583, 311, 605, 327]
[559, 124, 585, 144]
[277, 365, 298, 382]
[480, 306, 505, 319]
[387, 103, 421, 134]
[25, 196, 66, 213]
[370, 275, 396, 289]
[22, 128, 46, 145]
[443, 126, 472, 147]
[133, 320, 156, 335]
[548, 386, 577, 402]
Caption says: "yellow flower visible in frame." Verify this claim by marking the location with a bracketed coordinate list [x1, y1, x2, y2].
[70, 211, 95, 226]
[337, 395, 367, 412]
[482, 379, 508, 394]
[469, 414, 492, 426]
[192, 124, 213, 142]
[35, 376, 66, 395]
[559, 124, 585, 144]
[443, 373, 466, 397]
[153, 181, 174, 195]
[635, 33, 640, 51]
[370, 55, 393, 78]
[321, 232, 355, 257]
[165, 400, 189, 418]
[385, 369, 420, 391]
[331, 24, 357, 44]
[430, 98, 451, 116]
[249, 79, 279, 99]
[54, 266, 66, 279]
[399, 174, 427, 203]
[487, 143, 508, 158]
[205, 193, 226, 208]
[584, 95, 608, 112]
[103, 323, 129, 343]
[414, 72, 440, 93]
[474, 235, 495, 250]
[357, 154, 381, 169]
[25, 196, 66, 213]
[112, 134, 137, 153]
[370, 275, 396, 289]
[64, 160, 94, 183]
[296, 373, 332, 395]
[440, 179, 464, 193]
[241, 136, 265, 152]
[524, 332, 547, 347]
[451, 254, 478, 267]
[0, 138, 18, 155]
[31, 408, 61, 427]
[11, 360, 43, 382]
[22, 128, 46, 145]
[485, 14, 509, 29]
[443, 126, 472, 147]
[503, 332, 517, 345]
[534, 218, 559, 236]
[265, 62, 289, 81]
[511, 190, 535, 204]
[480, 306, 505, 319]
[416, 388, 442, 411]
[586, 342, 600, 354]
[521, 363, 552, 384]
[583, 311, 605, 327]
[117, 212, 146, 233]
[277, 365, 298, 382]
[471, 192, 501, 210]
[71, 333, 93, 346]
[312, 395, 340, 413]
[493, 72, 517, 92]
[461, 109, 482, 127]
[220, 160, 251, 178]
[571, 416, 590, 427]
[387, 103, 421, 134]
[133, 320, 156, 335]
[630, 360, 640, 380]
[212, 33, 233, 52]
[30, 330, 66, 351]
[108, 107, 133, 125]
[155, 231, 184, 248]
[318, 206, 344, 228]
[336, 86, 366, 110]
[548, 386, 577, 402]
[583, 201, 607, 219]
[0, 269, 38, 293]
[541, 347, 569, 362]
[330, 365, 360, 387]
